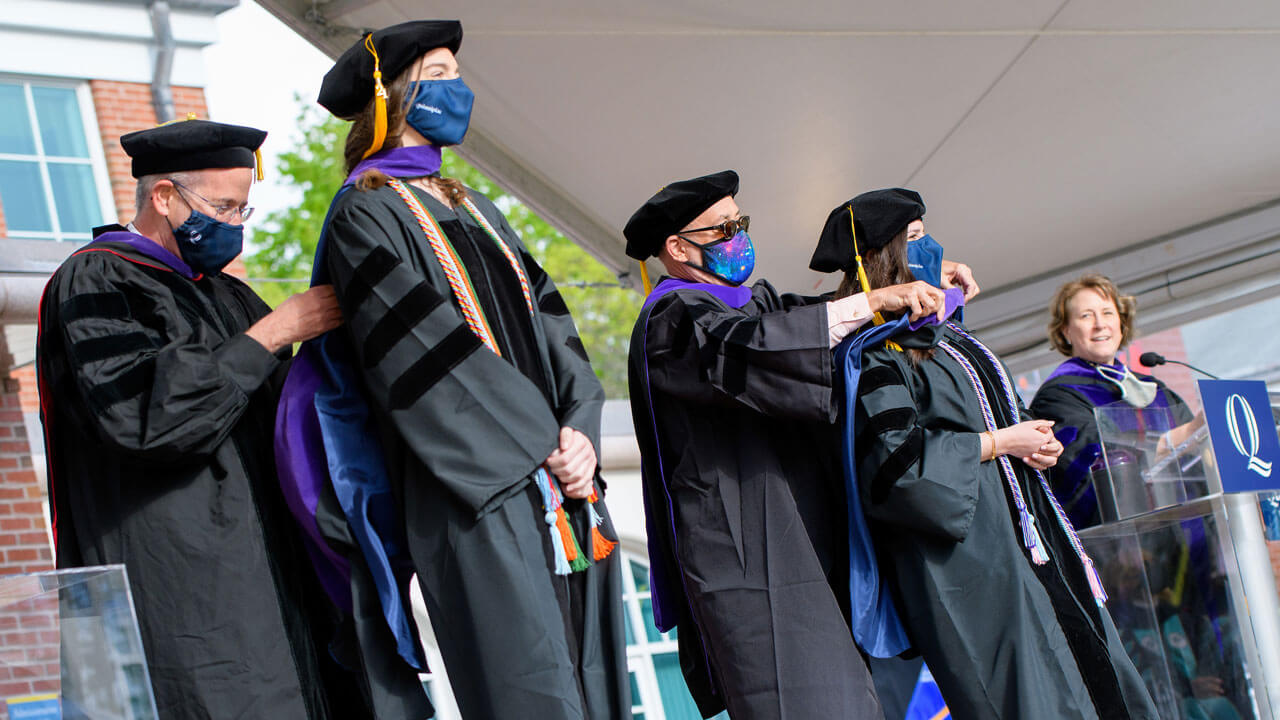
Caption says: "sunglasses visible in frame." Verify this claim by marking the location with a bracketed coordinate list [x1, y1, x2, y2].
[679, 215, 750, 241]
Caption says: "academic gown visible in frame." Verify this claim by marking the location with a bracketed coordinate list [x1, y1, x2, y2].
[854, 322, 1159, 720]
[628, 278, 881, 720]
[37, 231, 356, 720]
[323, 182, 630, 720]
[1029, 357, 1193, 529]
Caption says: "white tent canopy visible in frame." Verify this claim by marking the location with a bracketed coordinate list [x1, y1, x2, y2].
[259, 0, 1280, 372]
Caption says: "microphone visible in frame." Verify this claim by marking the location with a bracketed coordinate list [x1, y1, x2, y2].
[1138, 351, 1221, 380]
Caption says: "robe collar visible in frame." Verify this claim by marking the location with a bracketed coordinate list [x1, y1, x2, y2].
[643, 276, 753, 310]
[90, 223, 199, 279]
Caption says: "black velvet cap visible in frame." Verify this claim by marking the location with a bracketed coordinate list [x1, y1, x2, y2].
[318, 20, 463, 119]
[623, 170, 740, 260]
[809, 188, 926, 272]
[120, 119, 266, 178]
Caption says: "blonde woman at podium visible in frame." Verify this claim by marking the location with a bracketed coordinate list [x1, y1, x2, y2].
[1031, 273, 1202, 531]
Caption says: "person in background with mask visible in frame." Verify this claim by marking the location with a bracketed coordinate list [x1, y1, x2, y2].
[624, 171, 974, 719]
[817, 190, 1159, 720]
[1030, 273, 1200, 529]
[302, 20, 629, 719]
[36, 118, 349, 719]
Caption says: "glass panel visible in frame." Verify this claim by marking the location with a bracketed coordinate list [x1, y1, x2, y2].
[639, 597, 663, 643]
[0, 82, 36, 154]
[0, 159, 52, 232]
[630, 559, 650, 593]
[1081, 508, 1260, 719]
[653, 652, 727, 720]
[0, 565, 158, 719]
[47, 162, 102, 234]
[32, 86, 88, 158]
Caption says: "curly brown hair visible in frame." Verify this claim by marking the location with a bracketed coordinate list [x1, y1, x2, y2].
[1046, 273, 1137, 356]
[342, 54, 467, 204]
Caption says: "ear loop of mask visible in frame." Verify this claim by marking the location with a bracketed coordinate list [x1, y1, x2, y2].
[849, 207, 902, 351]
[361, 33, 389, 160]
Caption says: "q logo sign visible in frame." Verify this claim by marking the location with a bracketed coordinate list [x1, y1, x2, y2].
[1226, 393, 1273, 478]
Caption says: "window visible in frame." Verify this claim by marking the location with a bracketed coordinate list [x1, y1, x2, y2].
[0, 78, 112, 242]
[622, 554, 728, 720]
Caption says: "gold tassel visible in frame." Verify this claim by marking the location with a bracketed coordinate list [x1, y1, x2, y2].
[849, 207, 902, 352]
[253, 148, 264, 182]
[639, 261, 653, 294]
[361, 33, 389, 160]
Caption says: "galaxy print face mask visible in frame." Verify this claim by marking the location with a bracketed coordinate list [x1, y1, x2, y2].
[682, 230, 756, 286]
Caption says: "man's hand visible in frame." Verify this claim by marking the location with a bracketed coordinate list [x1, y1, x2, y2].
[246, 285, 343, 353]
[940, 260, 980, 300]
[546, 427, 597, 499]
[867, 281, 947, 323]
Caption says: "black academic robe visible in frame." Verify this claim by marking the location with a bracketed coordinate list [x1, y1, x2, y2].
[855, 322, 1160, 720]
[628, 279, 881, 720]
[324, 182, 630, 720]
[1029, 363, 1193, 529]
[38, 235, 353, 719]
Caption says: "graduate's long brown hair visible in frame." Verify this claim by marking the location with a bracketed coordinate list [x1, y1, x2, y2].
[836, 231, 934, 363]
[342, 60, 468, 204]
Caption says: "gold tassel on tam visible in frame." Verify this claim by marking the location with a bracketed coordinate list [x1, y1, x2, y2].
[639, 261, 653, 294]
[361, 33, 389, 160]
[849, 207, 902, 352]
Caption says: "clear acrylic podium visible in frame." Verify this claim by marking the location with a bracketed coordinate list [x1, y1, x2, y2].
[1079, 399, 1280, 720]
[0, 565, 156, 720]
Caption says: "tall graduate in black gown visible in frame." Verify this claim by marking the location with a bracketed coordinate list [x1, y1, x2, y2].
[37, 120, 350, 718]
[311, 21, 629, 719]
[815, 189, 1161, 720]
[624, 172, 959, 719]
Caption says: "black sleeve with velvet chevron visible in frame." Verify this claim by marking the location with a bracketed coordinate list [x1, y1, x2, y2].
[644, 284, 835, 423]
[324, 187, 561, 514]
[47, 250, 280, 463]
[512, 239, 605, 454]
[853, 350, 982, 541]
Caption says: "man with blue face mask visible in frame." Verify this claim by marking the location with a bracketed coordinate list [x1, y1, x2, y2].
[36, 118, 352, 719]
[624, 171, 976, 719]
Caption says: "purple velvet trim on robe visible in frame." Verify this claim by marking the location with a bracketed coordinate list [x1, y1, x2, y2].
[345, 145, 443, 186]
[91, 230, 198, 279]
[643, 277, 752, 310]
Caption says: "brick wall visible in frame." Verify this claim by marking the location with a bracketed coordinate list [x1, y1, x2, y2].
[0, 333, 50, 577]
[88, 80, 210, 222]
[1124, 325, 1201, 413]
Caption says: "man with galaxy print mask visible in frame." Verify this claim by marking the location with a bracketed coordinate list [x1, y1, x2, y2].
[623, 170, 979, 719]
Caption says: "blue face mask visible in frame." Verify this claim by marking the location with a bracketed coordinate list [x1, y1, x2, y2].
[171, 210, 244, 275]
[683, 230, 756, 286]
[906, 233, 944, 287]
[405, 78, 475, 147]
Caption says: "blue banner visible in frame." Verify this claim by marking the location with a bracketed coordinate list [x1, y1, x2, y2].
[904, 664, 949, 720]
[1198, 379, 1280, 494]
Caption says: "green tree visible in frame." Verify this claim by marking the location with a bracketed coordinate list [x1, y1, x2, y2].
[245, 98, 639, 397]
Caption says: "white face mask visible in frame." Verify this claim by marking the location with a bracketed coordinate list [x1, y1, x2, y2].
[1096, 364, 1159, 408]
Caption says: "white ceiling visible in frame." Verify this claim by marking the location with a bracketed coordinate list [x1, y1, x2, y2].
[258, 0, 1280, 367]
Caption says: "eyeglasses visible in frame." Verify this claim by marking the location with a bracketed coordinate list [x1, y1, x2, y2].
[678, 215, 749, 241]
[169, 179, 254, 222]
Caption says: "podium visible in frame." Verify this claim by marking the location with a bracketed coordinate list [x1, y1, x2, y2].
[0, 565, 157, 720]
[1080, 379, 1280, 720]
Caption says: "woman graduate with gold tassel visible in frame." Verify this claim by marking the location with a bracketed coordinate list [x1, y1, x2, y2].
[813, 189, 1160, 720]
[285, 20, 629, 719]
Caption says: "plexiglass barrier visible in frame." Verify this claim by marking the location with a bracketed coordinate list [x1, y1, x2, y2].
[0, 565, 156, 720]
[1082, 401, 1280, 719]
